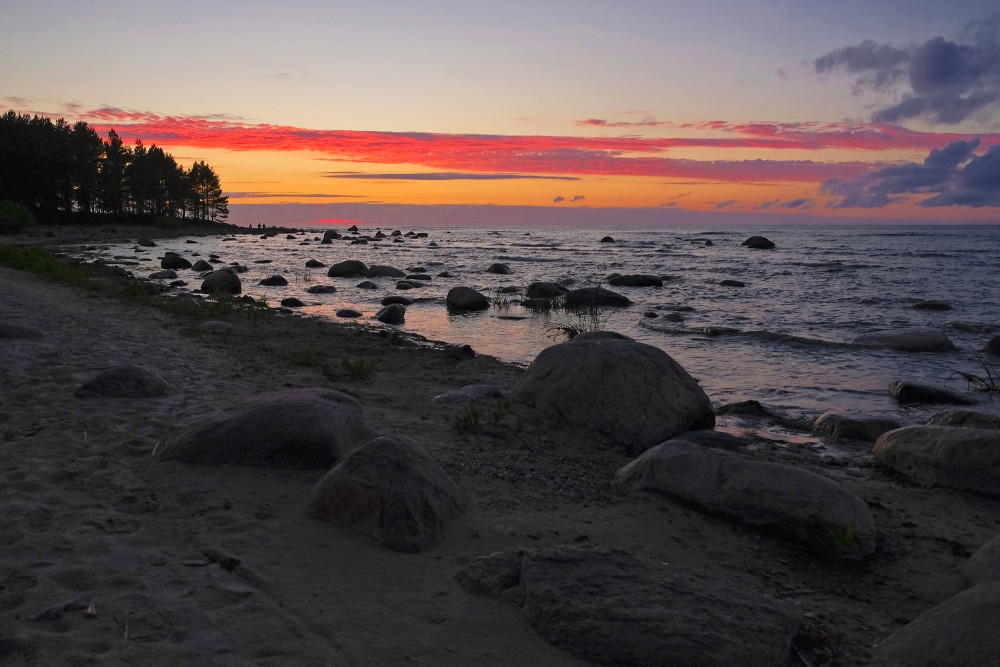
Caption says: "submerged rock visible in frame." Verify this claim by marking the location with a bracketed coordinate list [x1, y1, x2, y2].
[525, 282, 568, 299]
[913, 299, 952, 311]
[563, 287, 631, 308]
[889, 380, 974, 405]
[512, 335, 714, 454]
[853, 328, 956, 352]
[986, 335, 1000, 357]
[160, 254, 192, 270]
[607, 274, 663, 287]
[366, 264, 405, 278]
[617, 439, 876, 560]
[456, 546, 800, 666]
[0, 322, 44, 339]
[306, 285, 337, 294]
[258, 275, 288, 286]
[486, 263, 511, 274]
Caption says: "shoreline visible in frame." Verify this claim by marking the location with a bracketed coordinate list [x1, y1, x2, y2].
[2, 236, 1000, 665]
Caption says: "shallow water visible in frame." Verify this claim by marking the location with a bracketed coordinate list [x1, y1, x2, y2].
[84, 223, 1000, 426]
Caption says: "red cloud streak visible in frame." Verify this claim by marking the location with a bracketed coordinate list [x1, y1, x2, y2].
[43, 106, 997, 184]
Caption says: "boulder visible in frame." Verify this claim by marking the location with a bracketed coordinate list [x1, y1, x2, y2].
[347, 224, 359, 232]
[0, 322, 44, 339]
[986, 335, 1000, 357]
[305, 259, 325, 268]
[617, 439, 876, 559]
[431, 384, 507, 405]
[671, 430, 744, 452]
[607, 274, 663, 287]
[75, 365, 170, 399]
[306, 285, 337, 294]
[307, 435, 466, 552]
[873, 425, 1000, 494]
[137, 238, 156, 247]
[381, 295, 412, 306]
[446, 287, 489, 311]
[486, 263, 511, 274]
[927, 410, 1000, 430]
[720, 279, 746, 287]
[191, 259, 213, 272]
[889, 380, 974, 405]
[599, 235, 615, 243]
[405, 274, 431, 281]
[525, 282, 568, 299]
[853, 328, 956, 352]
[966, 534, 1000, 584]
[511, 336, 715, 454]
[160, 388, 374, 469]
[356, 280, 378, 290]
[913, 300, 952, 311]
[160, 254, 192, 270]
[563, 287, 631, 308]
[741, 235, 775, 249]
[870, 582, 1000, 666]
[259, 275, 288, 286]
[456, 546, 801, 666]
[336, 309, 362, 318]
[327, 260, 368, 278]
[200, 269, 241, 295]
[366, 265, 405, 278]
[396, 280, 424, 290]
[813, 411, 902, 443]
[149, 270, 178, 280]
[375, 303, 406, 325]
[281, 297, 305, 307]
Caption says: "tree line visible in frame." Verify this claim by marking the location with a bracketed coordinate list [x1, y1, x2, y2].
[0, 110, 229, 225]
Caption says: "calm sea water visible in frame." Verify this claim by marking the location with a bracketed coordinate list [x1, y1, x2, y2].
[84, 224, 1000, 428]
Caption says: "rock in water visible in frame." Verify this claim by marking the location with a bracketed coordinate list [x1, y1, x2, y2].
[376, 303, 406, 324]
[870, 582, 1000, 666]
[986, 335, 1000, 357]
[889, 380, 974, 405]
[486, 263, 511, 274]
[853, 328, 956, 352]
[927, 410, 1000, 430]
[563, 287, 631, 308]
[160, 388, 375, 469]
[607, 274, 663, 287]
[75, 365, 169, 398]
[525, 282, 568, 299]
[366, 264, 405, 278]
[258, 275, 288, 286]
[813, 411, 901, 443]
[456, 546, 801, 666]
[327, 260, 368, 277]
[446, 286, 489, 311]
[741, 235, 775, 249]
[192, 259, 213, 271]
[617, 439, 876, 560]
[873, 425, 1000, 494]
[307, 435, 466, 552]
[200, 269, 241, 295]
[966, 534, 1000, 584]
[160, 254, 192, 270]
[511, 336, 714, 454]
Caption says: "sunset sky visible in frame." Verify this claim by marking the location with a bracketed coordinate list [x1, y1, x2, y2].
[2, 0, 999, 226]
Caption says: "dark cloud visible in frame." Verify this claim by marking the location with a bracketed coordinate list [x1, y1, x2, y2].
[326, 171, 578, 181]
[815, 14, 1000, 124]
[225, 192, 362, 199]
[715, 200, 738, 210]
[822, 138, 1000, 207]
[571, 195, 586, 202]
[553, 196, 565, 203]
[758, 198, 815, 210]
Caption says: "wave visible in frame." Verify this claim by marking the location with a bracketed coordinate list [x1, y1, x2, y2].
[640, 321, 852, 349]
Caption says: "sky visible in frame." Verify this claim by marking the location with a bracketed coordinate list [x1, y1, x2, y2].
[2, 0, 999, 226]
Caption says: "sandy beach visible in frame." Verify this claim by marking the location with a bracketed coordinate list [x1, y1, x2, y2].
[3, 232, 1000, 666]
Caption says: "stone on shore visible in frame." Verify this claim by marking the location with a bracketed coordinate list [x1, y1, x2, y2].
[431, 384, 506, 405]
[200, 269, 242, 295]
[870, 582, 1000, 666]
[160, 388, 375, 469]
[607, 274, 663, 287]
[813, 411, 902, 443]
[741, 235, 775, 249]
[376, 303, 406, 324]
[327, 260, 368, 278]
[853, 328, 956, 352]
[160, 254, 192, 270]
[966, 534, 1000, 584]
[525, 282, 568, 299]
[563, 287, 631, 308]
[889, 380, 974, 405]
[927, 409, 1000, 430]
[874, 425, 1000, 494]
[307, 435, 466, 553]
[75, 365, 170, 399]
[148, 270, 177, 280]
[280, 297, 305, 307]
[617, 439, 876, 560]
[446, 286, 489, 311]
[456, 546, 801, 666]
[0, 322, 44, 339]
[511, 335, 715, 454]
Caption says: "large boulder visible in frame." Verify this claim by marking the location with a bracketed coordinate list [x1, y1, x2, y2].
[511, 336, 714, 454]
[607, 274, 663, 287]
[525, 282, 568, 299]
[159, 388, 375, 469]
[617, 440, 876, 560]
[259, 275, 288, 286]
[327, 260, 368, 278]
[446, 286, 489, 311]
[192, 259, 213, 272]
[812, 411, 901, 443]
[853, 328, 956, 352]
[870, 582, 1000, 666]
[889, 380, 974, 405]
[966, 534, 1000, 584]
[200, 269, 241, 295]
[75, 365, 170, 399]
[307, 435, 466, 553]
[873, 426, 1000, 494]
[564, 287, 631, 308]
[366, 265, 405, 278]
[160, 254, 192, 270]
[375, 303, 405, 324]
[486, 263, 511, 274]
[741, 235, 775, 249]
[927, 409, 1000, 430]
[456, 546, 800, 667]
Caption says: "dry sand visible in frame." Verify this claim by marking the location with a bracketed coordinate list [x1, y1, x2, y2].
[2, 235, 1000, 666]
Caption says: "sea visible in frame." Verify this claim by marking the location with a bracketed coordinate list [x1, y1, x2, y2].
[80, 224, 1000, 431]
